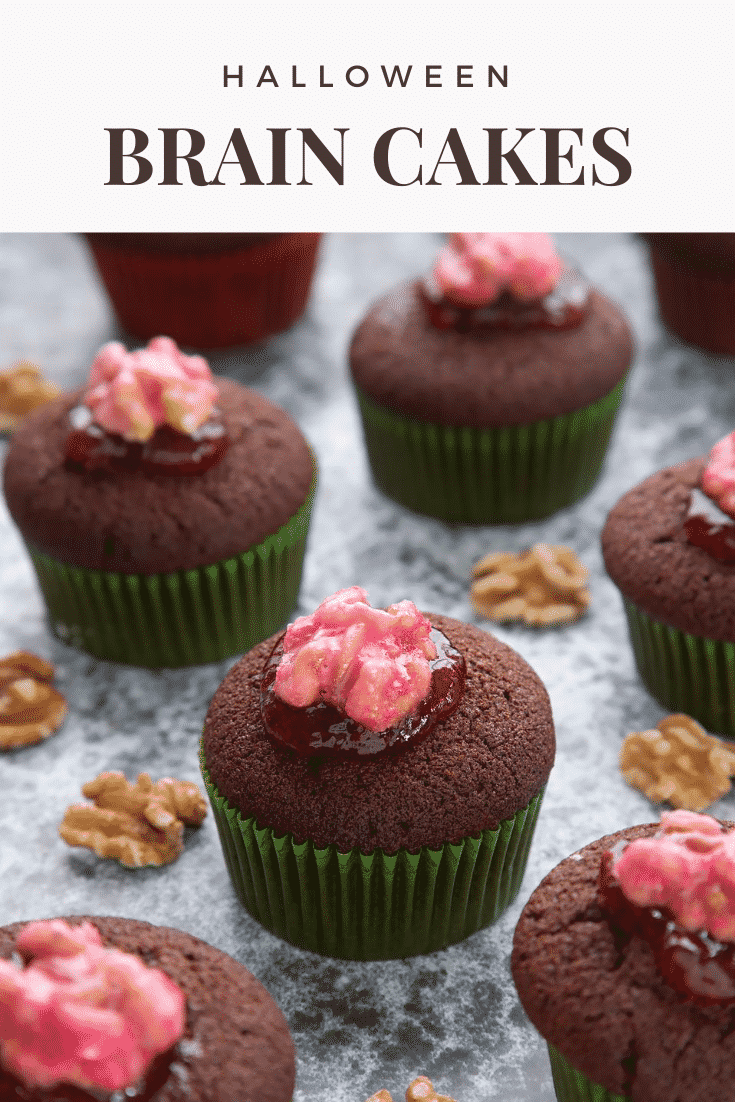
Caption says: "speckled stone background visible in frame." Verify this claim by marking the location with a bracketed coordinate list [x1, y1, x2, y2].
[1, 232, 734, 1101]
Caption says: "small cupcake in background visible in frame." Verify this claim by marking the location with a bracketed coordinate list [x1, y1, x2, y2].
[2, 336, 316, 667]
[0, 915, 295, 1101]
[602, 429, 735, 736]
[349, 233, 633, 524]
[512, 811, 735, 1102]
[644, 233, 735, 355]
[85, 232, 322, 349]
[201, 585, 554, 960]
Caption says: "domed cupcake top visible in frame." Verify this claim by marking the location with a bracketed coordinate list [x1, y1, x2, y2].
[0, 918, 185, 1092]
[434, 232, 562, 306]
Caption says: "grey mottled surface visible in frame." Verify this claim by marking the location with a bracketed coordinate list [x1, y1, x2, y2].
[1, 232, 734, 1101]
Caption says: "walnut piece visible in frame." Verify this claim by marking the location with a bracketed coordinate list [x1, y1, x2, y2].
[365, 1079, 456, 1102]
[59, 772, 208, 868]
[471, 543, 590, 626]
[0, 651, 67, 749]
[620, 714, 735, 812]
[0, 361, 60, 433]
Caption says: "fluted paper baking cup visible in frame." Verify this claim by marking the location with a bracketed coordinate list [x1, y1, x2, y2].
[87, 233, 322, 349]
[201, 751, 544, 959]
[547, 1044, 629, 1102]
[354, 378, 626, 524]
[25, 483, 315, 668]
[622, 599, 735, 738]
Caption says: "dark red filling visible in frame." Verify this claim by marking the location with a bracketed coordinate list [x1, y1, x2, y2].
[598, 846, 735, 1005]
[420, 265, 589, 333]
[63, 406, 229, 476]
[260, 627, 466, 759]
[0, 1045, 175, 1101]
[684, 487, 735, 563]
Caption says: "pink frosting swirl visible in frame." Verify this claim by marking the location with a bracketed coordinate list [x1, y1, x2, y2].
[273, 586, 437, 732]
[0, 919, 185, 1092]
[613, 810, 735, 941]
[84, 336, 219, 443]
[433, 233, 562, 307]
[701, 432, 735, 519]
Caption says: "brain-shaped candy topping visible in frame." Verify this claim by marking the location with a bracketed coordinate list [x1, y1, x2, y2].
[701, 432, 735, 519]
[273, 586, 437, 733]
[613, 810, 735, 940]
[433, 232, 562, 307]
[84, 336, 219, 442]
[0, 919, 185, 1091]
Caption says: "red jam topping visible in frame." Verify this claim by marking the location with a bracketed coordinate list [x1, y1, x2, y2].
[261, 627, 465, 759]
[598, 811, 735, 1005]
[684, 487, 735, 563]
[64, 404, 229, 475]
[421, 264, 589, 334]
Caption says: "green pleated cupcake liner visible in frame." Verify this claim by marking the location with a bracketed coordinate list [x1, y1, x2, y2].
[354, 377, 627, 524]
[622, 599, 735, 738]
[25, 480, 315, 668]
[548, 1044, 629, 1102]
[201, 749, 544, 959]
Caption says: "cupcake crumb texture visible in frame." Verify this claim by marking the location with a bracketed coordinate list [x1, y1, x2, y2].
[0, 651, 67, 749]
[621, 713, 735, 811]
[0, 361, 60, 433]
[366, 1076, 456, 1102]
[59, 770, 207, 868]
[471, 544, 590, 626]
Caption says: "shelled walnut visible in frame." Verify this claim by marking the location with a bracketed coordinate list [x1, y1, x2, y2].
[620, 713, 735, 811]
[365, 1078, 456, 1102]
[59, 771, 207, 868]
[471, 543, 590, 626]
[0, 361, 60, 433]
[0, 651, 67, 749]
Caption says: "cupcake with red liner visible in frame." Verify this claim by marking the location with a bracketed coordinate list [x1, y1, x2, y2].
[644, 233, 735, 355]
[85, 232, 322, 349]
[3, 336, 316, 667]
[349, 233, 633, 523]
[512, 811, 735, 1102]
[201, 586, 554, 959]
[602, 430, 735, 736]
[0, 915, 295, 1101]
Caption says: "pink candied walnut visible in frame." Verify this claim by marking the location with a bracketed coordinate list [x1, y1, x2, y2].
[0, 919, 185, 1092]
[84, 336, 219, 443]
[433, 232, 562, 307]
[274, 586, 437, 733]
[613, 810, 735, 941]
[701, 432, 735, 518]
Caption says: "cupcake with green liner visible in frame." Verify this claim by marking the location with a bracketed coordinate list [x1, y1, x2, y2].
[201, 585, 554, 960]
[2, 336, 315, 667]
[349, 233, 633, 524]
[602, 431, 735, 736]
[512, 811, 735, 1102]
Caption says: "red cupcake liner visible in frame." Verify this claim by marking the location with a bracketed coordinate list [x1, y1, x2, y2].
[86, 233, 322, 349]
[649, 245, 735, 355]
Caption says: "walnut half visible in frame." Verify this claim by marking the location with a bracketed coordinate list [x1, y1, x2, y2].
[59, 771, 208, 868]
[471, 543, 590, 627]
[0, 651, 67, 749]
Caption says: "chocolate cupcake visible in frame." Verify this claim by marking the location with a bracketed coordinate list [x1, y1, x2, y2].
[0, 915, 295, 1102]
[349, 233, 633, 523]
[512, 812, 735, 1102]
[85, 232, 322, 349]
[602, 433, 735, 735]
[201, 586, 555, 959]
[644, 233, 735, 355]
[3, 337, 316, 666]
